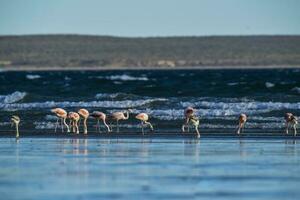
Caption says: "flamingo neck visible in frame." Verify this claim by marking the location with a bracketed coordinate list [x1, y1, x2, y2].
[124, 111, 130, 119]
[103, 118, 111, 131]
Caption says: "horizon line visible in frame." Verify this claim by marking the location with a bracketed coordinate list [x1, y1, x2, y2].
[1, 33, 300, 38]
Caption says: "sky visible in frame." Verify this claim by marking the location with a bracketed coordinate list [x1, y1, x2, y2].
[0, 0, 299, 37]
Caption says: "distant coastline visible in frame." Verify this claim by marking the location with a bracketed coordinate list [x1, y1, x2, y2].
[1, 65, 300, 72]
[1, 34, 300, 70]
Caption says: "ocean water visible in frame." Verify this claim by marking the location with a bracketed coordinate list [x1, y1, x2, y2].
[0, 69, 300, 134]
[1, 69, 300, 199]
[0, 138, 299, 200]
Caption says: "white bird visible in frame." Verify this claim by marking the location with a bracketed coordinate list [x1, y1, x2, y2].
[68, 112, 80, 134]
[78, 108, 89, 134]
[236, 114, 247, 135]
[90, 111, 111, 133]
[111, 109, 132, 133]
[135, 113, 154, 135]
[285, 113, 298, 136]
[51, 108, 70, 133]
[11, 115, 20, 139]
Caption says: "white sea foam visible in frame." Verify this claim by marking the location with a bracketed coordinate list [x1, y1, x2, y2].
[227, 82, 239, 86]
[129, 108, 285, 121]
[0, 91, 27, 104]
[64, 76, 71, 81]
[265, 82, 275, 88]
[97, 74, 149, 81]
[113, 81, 123, 84]
[180, 101, 300, 115]
[291, 87, 300, 94]
[95, 93, 121, 99]
[26, 74, 41, 80]
[45, 115, 58, 121]
[200, 122, 284, 129]
[34, 121, 56, 129]
[0, 98, 167, 111]
[0, 122, 11, 126]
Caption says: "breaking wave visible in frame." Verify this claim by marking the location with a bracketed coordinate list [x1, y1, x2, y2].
[96, 74, 150, 81]
[180, 101, 300, 116]
[26, 74, 41, 80]
[0, 91, 27, 104]
[95, 93, 139, 100]
[0, 98, 167, 111]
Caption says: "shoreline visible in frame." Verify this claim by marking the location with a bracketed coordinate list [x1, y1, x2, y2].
[1, 131, 299, 139]
[0, 129, 300, 140]
[1, 65, 300, 71]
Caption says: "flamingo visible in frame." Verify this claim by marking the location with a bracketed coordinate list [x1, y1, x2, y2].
[11, 115, 20, 139]
[189, 115, 200, 138]
[236, 113, 247, 135]
[51, 108, 70, 133]
[135, 113, 154, 135]
[68, 112, 80, 134]
[111, 109, 132, 133]
[182, 107, 195, 132]
[78, 108, 89, 134]
[90, 111, 111, 133]
[285, 113, 298, 136]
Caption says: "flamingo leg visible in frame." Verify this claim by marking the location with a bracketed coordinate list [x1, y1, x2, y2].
[68, 120, 72, 132]
[117, 120, 119, 133]
[95, 119, 98, 132]
[144, 121, 153, 131]
[99, 121, 102, 133]
[103, 119, 111, 133]
[83, 118, 87, 134]
[181, 124, 185, 132]
[293, 124, 297, 136]
[188, 118, 191, 133]
[236, 123, 242, 135]
[141, 121, 145, 135]
[73, 121, 76, 133]
[241, 123, 245, 134]
[195, 125, 200, 138]
[54, 118, 59, 133]
[182, 118, 188, 132]
[16, 123, 19, 139]
[97, 120, 101, 133]
[61, 118, 64, 132]
[63, 117, 70, 133]
[286, 122, 289, 135]
[75, 121, 79, 134]
[78, 118, 81, 133]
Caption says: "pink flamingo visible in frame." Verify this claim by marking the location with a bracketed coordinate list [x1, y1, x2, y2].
[285, 113, 298, 136]
[51, 108, 70, 133]
[111, 109, 132, 133]
[68, 112, 80, 134]
[90, 111, 111, 133]
[135, 113, 154, 135]
[78, 108, 89, 134]
[236, 113, 247, 135]
[182, 107, 195, 132]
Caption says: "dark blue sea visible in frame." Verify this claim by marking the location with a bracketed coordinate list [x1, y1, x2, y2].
[0, 69, 300, 200]
[1, 69, 300, 133]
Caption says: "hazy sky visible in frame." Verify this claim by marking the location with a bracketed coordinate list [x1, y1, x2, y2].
[0, 0, 299, 36]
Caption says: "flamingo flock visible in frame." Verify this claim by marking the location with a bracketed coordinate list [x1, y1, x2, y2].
[9, 107, 298, 138]
[51, 108, 153, 135]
